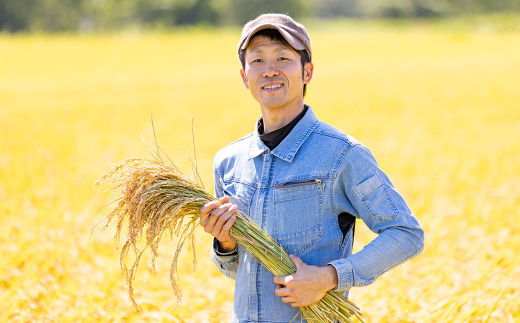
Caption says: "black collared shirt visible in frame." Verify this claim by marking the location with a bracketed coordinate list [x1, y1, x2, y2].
[257, 106, 308, 150]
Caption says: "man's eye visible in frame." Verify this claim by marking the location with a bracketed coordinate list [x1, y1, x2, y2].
[251, 59, 262, 63]
[278, 57, 289, 61]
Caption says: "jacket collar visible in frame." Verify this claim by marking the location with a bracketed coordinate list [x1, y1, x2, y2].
[247, 105, 319, 162]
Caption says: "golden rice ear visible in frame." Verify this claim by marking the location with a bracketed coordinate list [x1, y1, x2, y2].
[95, 155, 214, 307]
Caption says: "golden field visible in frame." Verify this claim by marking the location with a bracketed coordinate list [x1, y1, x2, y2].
[1, 17, 519, 322]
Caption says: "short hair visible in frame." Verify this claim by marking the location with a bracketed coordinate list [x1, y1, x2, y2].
[239, 29, 311, 98]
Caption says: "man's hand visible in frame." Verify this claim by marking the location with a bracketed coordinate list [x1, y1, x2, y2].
[199, 196, 238, 252]
[273, 255, 338, 307]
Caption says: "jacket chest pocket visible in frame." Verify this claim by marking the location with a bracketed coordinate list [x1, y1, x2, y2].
[223, 181, 256, 215]
[273, 179, 323, 255]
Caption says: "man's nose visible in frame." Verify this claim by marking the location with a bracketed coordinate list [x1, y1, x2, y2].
[263, 62, 279, 78]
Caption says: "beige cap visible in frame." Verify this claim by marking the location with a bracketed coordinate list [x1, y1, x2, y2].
[237, 13, 312, 61]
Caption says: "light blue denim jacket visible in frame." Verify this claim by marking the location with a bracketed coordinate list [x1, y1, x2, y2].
[211, 106, 424, 323]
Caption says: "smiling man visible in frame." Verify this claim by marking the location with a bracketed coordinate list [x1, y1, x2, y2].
[199, 13, 425, 322]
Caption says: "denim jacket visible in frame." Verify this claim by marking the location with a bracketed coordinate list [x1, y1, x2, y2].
[211, 106, 424, 323]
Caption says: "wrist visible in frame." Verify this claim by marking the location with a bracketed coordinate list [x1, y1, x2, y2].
[217, 239, 237, 253]
[325, 264, 339, 291]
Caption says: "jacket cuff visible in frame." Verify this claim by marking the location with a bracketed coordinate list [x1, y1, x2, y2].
[213, 237, 239, 257]
[327, 258, 354, 292]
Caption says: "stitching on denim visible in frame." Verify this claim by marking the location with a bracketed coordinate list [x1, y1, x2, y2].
[223, 183, 256, 215]
[353, 173, 383, 201]
[369, 245, 424, 281]
[257, 155, 275, 257]
[256, 265, 262, 322]
[332, 143, 359, 175]
[330, 175, 340, 250]
[273, 191, 278, 238]
[382, 185, 399, 222]
[360, 184, 399, 224]
[329, 171, 337, 216]
[294, 120, 320, 157]
[362, 198, 375, 219]
[359, 277, 375, 286]
[273, 178, 323, 239]
[330, 144, 359, 231]
[348, 261, 354, 289]
[339, 228, 353, 255]
[224, 177, 256, 186]
[333, 259, 354, 290]
[267, 156, 276, 236]
[217, 132, 254, 153]
[274, 192, 320, 203]
[329, 178, 345, 253]
[276, 225, 321, 240]
[249, 254, 255, 320]
[273, 120, 319, 162]
[275, 193, 323, 255]
[363, 231, 424, 280]
[312, 129, 357, 146]
[277, 226, 322, 255]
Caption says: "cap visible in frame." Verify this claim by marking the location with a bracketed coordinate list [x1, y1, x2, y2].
[237, 13, 312, 61]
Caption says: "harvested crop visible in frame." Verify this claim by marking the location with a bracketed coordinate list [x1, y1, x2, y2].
[95, 138, 364, 322]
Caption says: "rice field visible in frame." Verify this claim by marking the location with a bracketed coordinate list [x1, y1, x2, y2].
[1, 17, 519, 322]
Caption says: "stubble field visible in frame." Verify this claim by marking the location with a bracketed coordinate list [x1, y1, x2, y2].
[1, 17, 519, 322]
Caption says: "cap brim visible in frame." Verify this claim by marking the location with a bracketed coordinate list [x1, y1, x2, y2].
[239, 24, 306, 53]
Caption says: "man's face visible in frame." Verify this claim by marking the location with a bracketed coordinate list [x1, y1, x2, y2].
[240, 35, 313, 111]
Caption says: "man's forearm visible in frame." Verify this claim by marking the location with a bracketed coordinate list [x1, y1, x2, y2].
[329, 225, 424, 291]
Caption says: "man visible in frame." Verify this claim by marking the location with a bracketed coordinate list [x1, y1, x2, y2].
[199, 13, 424, 322]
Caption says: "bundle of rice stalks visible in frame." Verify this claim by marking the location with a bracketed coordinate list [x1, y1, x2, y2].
[95, 139, 364, 322]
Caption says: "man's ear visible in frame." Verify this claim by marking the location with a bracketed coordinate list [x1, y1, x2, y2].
[240, 68, 250, 89]
[303, 62, 314, 84]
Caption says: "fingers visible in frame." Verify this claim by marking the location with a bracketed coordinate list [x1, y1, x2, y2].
[221, 213, 237, 232]
[199, 196, 231, 227]
[290, 255, 305, 271]
[212, 204, 238, 238]
[275, 284, 290, 297]
[275, 285, 302, 307]
[205, 203, 232, 232]
[282, 296, 298, 305]
[199, 200, 220, 227]
[200, 200, 238, 247]
[289, 300, 303, 307]
[273, 275, 294, 285]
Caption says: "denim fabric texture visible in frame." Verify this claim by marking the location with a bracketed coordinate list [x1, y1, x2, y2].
[210, 105, 425, 323]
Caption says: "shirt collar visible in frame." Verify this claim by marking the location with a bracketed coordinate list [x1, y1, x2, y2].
[247, 105, 319, 162]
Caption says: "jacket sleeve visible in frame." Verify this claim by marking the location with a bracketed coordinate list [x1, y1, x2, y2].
[210, 162, 240, 280]
[328, 144, 425, 292]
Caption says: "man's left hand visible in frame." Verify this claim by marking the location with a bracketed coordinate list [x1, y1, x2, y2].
[273, 255, 338, 307]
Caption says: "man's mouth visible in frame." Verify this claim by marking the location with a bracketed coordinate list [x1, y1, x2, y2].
[261, 83, 284, 91]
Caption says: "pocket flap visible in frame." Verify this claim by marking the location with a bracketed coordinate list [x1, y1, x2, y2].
[223, 182, 255, 206]
[353, 174, 383, 201]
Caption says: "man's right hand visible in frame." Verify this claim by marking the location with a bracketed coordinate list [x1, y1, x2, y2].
[199, 196, 238, 252]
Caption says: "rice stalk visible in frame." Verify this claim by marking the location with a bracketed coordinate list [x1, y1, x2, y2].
[95, 143, 363, 322]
